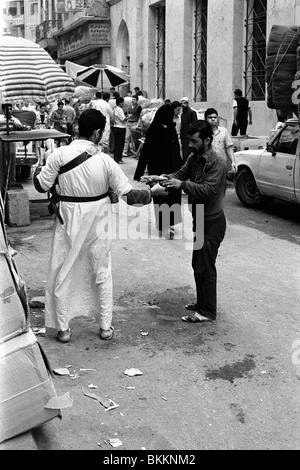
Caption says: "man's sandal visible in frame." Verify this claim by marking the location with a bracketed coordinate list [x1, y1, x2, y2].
[99, 326, 114, 340]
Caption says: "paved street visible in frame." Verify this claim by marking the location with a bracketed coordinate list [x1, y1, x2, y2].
[2, 156, 300, 451]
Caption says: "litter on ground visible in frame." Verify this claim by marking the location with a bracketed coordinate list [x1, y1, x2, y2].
[124, 368, 143, 377]
[108, 438, 122, 448]
[84, 392, 119, 411]
[32, 327, 46, 335]
[53, 367, 71, 376]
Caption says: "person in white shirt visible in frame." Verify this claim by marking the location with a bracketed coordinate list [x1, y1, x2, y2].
[171, 100, 182, 154]
[92, 91, 113, 153]
[205, 108, 237, 177]
[112, 97, 130, 164]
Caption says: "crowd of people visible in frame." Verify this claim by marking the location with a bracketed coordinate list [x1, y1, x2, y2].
[2, 86, 253, 343]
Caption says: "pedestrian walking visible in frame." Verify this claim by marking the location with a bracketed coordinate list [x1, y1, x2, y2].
[204, 107, 237, 176]
[64, 98, 76, 141]
[33, 108, 166, 343]
[134, 104, 182, 239]
[172, 100, 182, 153]
[92, 91, 113, 153]
[112, 97, 129, 164]
[50, 100, 68, 133]
[34, 102, 51, 160]
[180, 97, 198, 162]
[122, 95, 142, 157]
[231, 89, 252, 136]
[152, 121, 227, 322]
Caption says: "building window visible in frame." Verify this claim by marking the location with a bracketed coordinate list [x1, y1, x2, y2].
[193, 0, 207, 102]
[156, 5, 166, 100]
[244, 0, 267, 100]
[30, 3, 38, 15]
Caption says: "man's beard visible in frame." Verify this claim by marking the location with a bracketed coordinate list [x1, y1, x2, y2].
[188, 146, 204, 156]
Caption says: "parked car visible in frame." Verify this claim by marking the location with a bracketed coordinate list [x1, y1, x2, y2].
[234, 118, 300, 206]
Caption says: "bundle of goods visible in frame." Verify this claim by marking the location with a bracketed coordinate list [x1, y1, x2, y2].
[266, 25, 300, 115]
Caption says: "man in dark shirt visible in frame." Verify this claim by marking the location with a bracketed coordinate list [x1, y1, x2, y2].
[231, 88, 252, 136]
[160, 121, 227, 323]
[180, 97, 198, 162]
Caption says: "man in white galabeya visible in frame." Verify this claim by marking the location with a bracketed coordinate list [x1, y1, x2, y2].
[33, 108, 167, 343]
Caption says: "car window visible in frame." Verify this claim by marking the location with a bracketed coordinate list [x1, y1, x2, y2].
[275, 125, 300, 155]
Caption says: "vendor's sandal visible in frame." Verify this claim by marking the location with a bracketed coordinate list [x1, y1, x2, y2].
[181, 312, 212, 323]
[99, 326, 114, 340]
[57, 329, 71, 343]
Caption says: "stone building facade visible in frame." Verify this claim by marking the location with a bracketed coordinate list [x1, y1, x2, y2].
[108, 0, 300, 135]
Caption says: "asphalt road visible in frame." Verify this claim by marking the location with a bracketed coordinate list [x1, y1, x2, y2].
[2, 157, 300, 451]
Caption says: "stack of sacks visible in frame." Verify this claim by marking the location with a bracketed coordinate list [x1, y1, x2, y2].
[139, 98, 164, 132]
[266, 25, 299, 114]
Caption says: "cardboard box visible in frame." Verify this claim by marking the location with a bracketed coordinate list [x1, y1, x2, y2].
[0, 329, 61, 443]
[0, 254, 29, 344]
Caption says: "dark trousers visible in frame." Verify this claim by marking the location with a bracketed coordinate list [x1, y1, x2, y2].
[192, 212, 226, 320]
[231, 121, 248, 136]
[112, 127, 126, 163]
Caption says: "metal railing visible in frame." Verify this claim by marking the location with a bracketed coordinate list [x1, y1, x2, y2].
[193, 0, 207, 102]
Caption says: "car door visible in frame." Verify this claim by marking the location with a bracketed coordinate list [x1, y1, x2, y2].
[295, 152, 300, 202]
[257, 123, 299, 202]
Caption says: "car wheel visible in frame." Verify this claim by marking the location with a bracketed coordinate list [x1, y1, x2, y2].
[235, 169, 262, 207]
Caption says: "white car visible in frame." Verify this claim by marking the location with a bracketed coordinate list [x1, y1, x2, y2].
[234, 118, 300, 206]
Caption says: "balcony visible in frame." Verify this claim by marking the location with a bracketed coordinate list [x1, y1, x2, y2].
[36, 20, 59, 51]
[36, 20, 58, 41]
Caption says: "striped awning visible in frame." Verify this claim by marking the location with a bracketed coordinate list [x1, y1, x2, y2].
[0, 35, 74, 103]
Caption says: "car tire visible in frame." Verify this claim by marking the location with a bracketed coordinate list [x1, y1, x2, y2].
[235, 169, 262, 207]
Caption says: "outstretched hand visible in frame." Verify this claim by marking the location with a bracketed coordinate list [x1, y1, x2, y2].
[160, 178, 182, 190]
[150, 183, 168, 196]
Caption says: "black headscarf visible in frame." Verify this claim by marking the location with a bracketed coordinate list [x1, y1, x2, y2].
[150, 104, 175, 128]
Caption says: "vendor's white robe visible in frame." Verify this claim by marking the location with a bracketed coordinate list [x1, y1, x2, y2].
[37, 139, 132, 332]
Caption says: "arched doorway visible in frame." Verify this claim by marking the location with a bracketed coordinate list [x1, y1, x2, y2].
[116, 20, 130, 93]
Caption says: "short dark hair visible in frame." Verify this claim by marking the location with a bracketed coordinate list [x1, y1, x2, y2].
[171, 101, 181, 109]
[102, 92, 110, 101]
[116, 97, 124, 106]
[57, 100, 64, 106]
[95, 91, 102, 99]
[187, 120, 213, 144]
[78, 108, 106, 138]
[132, 94, 139, 101]
[234, 89, 243, 97]
[204, 108, 218, 119]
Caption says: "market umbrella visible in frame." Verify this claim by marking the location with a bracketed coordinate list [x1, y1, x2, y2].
[0, 35, 74, 104]
[75, 64, 130, 91]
